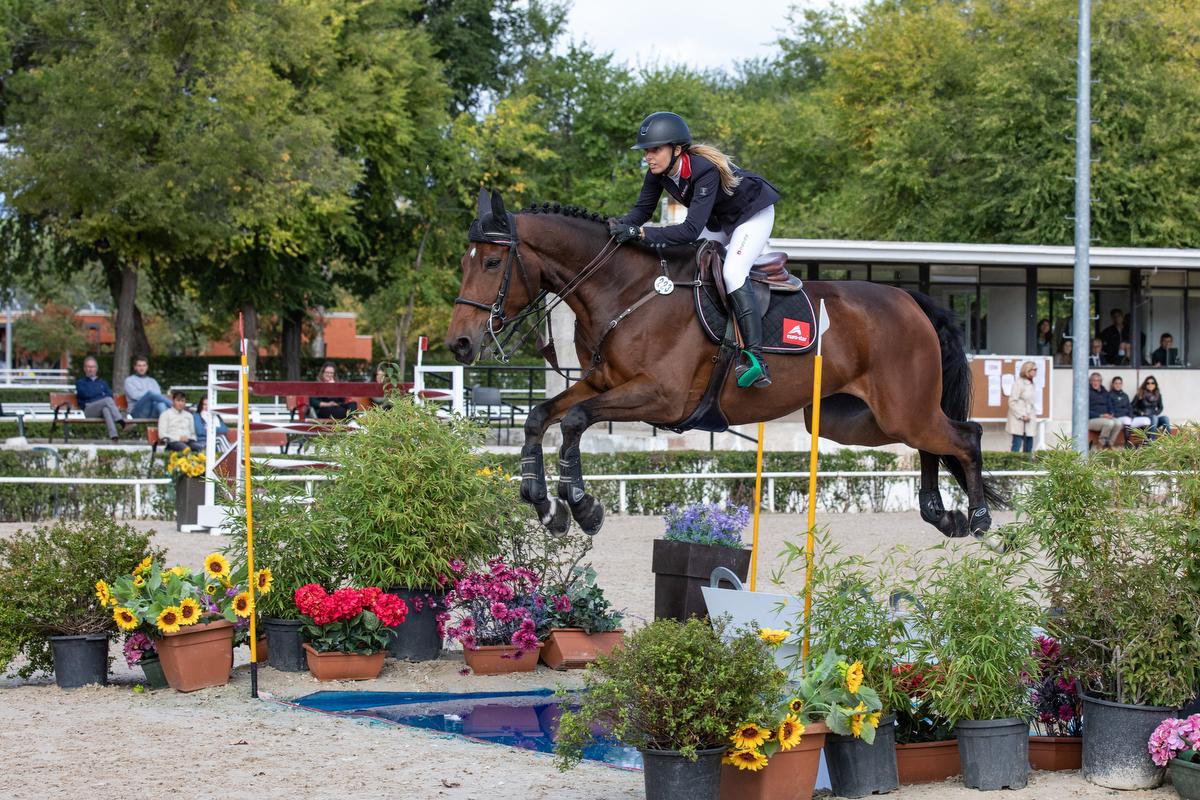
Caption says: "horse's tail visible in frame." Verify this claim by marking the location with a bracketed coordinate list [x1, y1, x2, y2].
[905, 290, 1007, 509]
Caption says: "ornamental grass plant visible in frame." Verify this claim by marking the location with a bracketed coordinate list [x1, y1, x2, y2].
[0, 511, 160, 678]
[555, 618, 784, 768]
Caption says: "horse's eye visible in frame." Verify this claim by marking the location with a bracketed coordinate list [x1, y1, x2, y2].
[484, 257, 502, 270]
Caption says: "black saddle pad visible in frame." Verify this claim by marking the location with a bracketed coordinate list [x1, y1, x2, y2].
[694, 278, 818, 354]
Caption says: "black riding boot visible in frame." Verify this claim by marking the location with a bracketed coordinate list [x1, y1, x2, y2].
[729, 283, 771, 388]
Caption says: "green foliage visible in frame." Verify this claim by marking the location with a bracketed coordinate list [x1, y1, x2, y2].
[908, 545, 1041, 722]
[494, 505, 593, 594]
[300, 610, 392, 656]
[1003, 431, 1200, 707]
[312, 396, 512, 589]
[555, 618, 784, 767]
[12, 303, 86, 367]
[0, 511, 160, 677]
[542, 567, 622, 635]
[0, 449, 172, 521]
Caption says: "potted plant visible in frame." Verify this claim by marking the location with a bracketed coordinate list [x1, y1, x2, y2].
[166, 448, 206, 531]
[540, 567, 624, 670]
[311, 398, 511, 661]
[555, 618, 784, 800]
[0, 512, 159, 688]
[720, 646, 884, 800]
[442, 557, 545, 674]
[892, 662, 960, 784]
[1026, 634, 1083, 771]
[909, 545, 1041, 791]
[105, 551, 263, 692]
[652, 503, 752, 621]
[122, 631, 166, 689]
[1006, 436, 1200, 789]
[1150, 715, 1200, 800]
[294, 583, 408, 681]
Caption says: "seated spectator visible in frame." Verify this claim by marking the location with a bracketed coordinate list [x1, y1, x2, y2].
[1132, 376, 1171, 439]
[1088, 337, 1106, 367]
[193, 396, 229, 449]
[1107, 376, 1150, 446]
[1054, 339, 1073, 366]
[158, 391, 199, 452]
[75, 355, 129, 442]
[1035, 318, 1053, 356]
[1150, 333, 1181, 367]
[370, 363, 399, 408]
[310, 362, 357, 420]
[1087, 372, 1121, 449]
[123, 356, 170, 418]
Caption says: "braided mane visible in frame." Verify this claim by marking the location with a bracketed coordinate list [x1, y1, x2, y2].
[523, 202, 607, 225]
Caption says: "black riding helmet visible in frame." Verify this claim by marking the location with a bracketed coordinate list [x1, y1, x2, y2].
[631, 112, 691, 150]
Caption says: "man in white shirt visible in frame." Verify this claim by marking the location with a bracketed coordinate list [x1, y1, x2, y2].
[124, 356, 171, 418]
[158, 391, 199, 452]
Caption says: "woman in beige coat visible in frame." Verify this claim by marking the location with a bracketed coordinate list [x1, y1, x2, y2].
[1006, 362, 1038, 453]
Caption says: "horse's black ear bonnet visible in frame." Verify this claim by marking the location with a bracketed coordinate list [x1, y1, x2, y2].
[469, 188, 517, 243]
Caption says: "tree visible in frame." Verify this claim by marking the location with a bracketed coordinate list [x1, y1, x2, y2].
[13, 303, 86, 368]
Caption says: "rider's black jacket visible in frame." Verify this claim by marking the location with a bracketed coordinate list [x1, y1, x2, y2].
[617, 152, 779, 246]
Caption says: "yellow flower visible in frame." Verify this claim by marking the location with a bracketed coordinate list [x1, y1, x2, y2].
[846, 660, 864, 694]
[133, 575, 145, 588]
[730, 722, 771, 750]
[232, 591, 253, 618]
[204, 553, 230, 580]
[156, 607, 183, 634]
[179, 598, 201, 626]
[113, 607, 139, 631]
[777, 714, 805, 751]
[759, 628, 789, 646]
[256, 568, 273, 594]
[95, 580, 111, 606]
[850, 701, 868, 737]
[723, 748, 769, 772]
[788, 697, 804, 715]
[169, 566, 188, 579]
[204, 583, 218, 596]
[133, 555, 153, 575]
[868, 711, 882, 730]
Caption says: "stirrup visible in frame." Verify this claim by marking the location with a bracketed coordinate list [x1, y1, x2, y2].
[736, 350, 771, 388]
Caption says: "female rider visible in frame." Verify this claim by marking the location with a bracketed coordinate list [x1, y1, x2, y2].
[608, 112, 781, 388]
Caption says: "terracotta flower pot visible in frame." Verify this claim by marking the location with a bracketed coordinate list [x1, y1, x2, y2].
[1029, 735, 1081, 771]
[154, 619, 234, 693]
[303, 644, 385, 681]
[255, 635, 268, 664]
[895, 739, 961, 784]
[720, 721, 828, 800]
[540, 628, 624, 670]
[462, 643, 542, 675]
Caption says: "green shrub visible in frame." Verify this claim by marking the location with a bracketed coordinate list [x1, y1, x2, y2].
[0, 511, 161, 677]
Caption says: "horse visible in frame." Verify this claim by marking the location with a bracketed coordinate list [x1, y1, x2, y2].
[446, 189, 1004, 541]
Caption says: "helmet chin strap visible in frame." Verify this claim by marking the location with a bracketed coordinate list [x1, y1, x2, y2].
[664, 144, 685, 178]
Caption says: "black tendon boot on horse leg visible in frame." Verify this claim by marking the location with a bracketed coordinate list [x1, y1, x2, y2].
[519, 442, 569, 533]
[557, 443, 604, 536]
[728, 284, 771, 388]
[919, 487, 970, 538]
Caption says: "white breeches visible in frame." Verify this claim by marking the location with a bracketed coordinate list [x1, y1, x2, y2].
[699, 205, 776, 292]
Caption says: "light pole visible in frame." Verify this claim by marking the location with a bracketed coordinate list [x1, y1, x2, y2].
[1071, 0, 1092, 453]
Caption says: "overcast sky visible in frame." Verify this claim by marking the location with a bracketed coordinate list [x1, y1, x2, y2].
[563, 0, 860, 74]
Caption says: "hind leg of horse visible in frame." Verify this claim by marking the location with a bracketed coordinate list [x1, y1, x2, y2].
[520, 382, 598, 532]
[918, 450, 970, 538]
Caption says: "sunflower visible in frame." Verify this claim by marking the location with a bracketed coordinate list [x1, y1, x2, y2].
[204, 553, 230, 579]
[255, 568, 273, 594]
[232, 591, 253, 618]
[788, 697, 804, 714]
[777, 714, 805, 751]
[845, 660, 864, 694]
[133, 555, 153, 575]
[133, 574, 146, 588]
[849, 701, 868, 737]
[95, 580, 111, 607]
[723, 748, 769, 772]
[169, 566, 188, 579]
[867, 711, 882, 730]
[730, 722, 771, 750]
[113, 607, 139, 631]
[156, 606, 183, 634]
[204, 583, 218, 596]
[758, 628, 789, 646]
[179, 598, 201, 625]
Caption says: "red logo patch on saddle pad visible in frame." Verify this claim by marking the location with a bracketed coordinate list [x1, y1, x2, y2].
[782, 318, 811, 346]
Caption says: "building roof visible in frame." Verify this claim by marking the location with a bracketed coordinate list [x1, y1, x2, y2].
[767, 238, 1200, 269]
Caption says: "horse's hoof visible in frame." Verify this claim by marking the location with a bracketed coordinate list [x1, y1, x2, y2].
[571, 494, 605, 536]
[978, 531, 1010, 554]
[541, 497, 571, 536]
[942, 509, 971, 538]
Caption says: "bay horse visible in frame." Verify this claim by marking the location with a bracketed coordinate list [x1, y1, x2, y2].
[446, 190, 1003, 541]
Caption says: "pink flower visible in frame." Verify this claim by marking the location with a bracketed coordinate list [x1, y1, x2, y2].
[449, 558, 465, 573]
[552, 594, 571, 613]
[459, 617, 475, 632]
[490, 601, 510, 621]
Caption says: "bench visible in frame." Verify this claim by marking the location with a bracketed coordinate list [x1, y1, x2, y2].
[49, 392, 158, 443]
[0, 403, 27, 437]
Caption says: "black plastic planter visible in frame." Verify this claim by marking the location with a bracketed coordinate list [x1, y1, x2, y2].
[640, 745, 724, 800]
[955, 718, 1028, 790]
[1082, 694, 1174, 789]
[174, 475, 204, 531]
[263, 618, 306, 672]
[651, 539, 751, 622]
[49, 634, 109, 689]
[825, 713, 899, 797]
[386, 587, 445, 661]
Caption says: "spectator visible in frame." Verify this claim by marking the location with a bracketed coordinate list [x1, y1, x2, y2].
[1087, 372, 1121, 449]
[123, 356, 170, 418]
[1108, 376, 1150, 446]
[310, 362, 357, 420]
[370, 364, 397, 408]
[1035, 318, 1053, 356]
[1088, 337, 1105, 367]
[75, 355, 129, 442]
[1054, 339, 1073, 366]
[1150, 333, 1181, 367]
[1132, 376, 1171, 439]
[158, 391, 199, 452]
[1100, 309, 1131, 364]
[1006, 361, 1038, 453]
[194, 396, 229, 449]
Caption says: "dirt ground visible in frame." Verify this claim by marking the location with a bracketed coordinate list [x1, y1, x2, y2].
[0, 512, 1177, 799]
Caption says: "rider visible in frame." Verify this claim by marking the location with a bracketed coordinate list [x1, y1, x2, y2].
[609, 112, 781, 388]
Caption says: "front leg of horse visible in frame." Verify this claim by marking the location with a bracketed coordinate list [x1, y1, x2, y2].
[557, 404, 604, 536]
[519, 396, 577, 535]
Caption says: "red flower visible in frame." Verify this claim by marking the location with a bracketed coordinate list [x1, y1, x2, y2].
[372, 593, 409, 627]
[295, 584, 327, 617]
[360, 587, 383, 607]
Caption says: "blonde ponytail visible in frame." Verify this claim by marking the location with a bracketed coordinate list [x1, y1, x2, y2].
[687, 143, 742, 195]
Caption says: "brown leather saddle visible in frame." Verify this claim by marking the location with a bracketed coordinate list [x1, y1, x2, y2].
[696, 240, 803, 311]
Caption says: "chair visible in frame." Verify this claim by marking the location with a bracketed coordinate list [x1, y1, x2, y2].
[470, 385, 514, 444]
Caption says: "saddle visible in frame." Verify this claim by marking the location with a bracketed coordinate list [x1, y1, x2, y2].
[696, 241, 803, 309]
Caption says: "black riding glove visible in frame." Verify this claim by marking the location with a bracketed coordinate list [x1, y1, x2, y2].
[607, 219, 641, 243]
